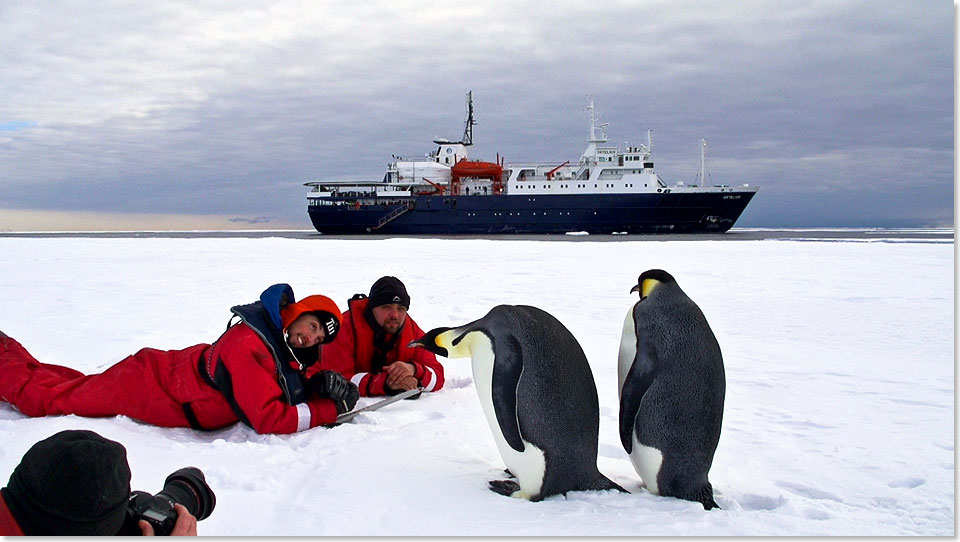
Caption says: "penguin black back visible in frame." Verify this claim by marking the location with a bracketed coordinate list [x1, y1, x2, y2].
[416, 305, 623, 500]
[619, 270, 724, 510]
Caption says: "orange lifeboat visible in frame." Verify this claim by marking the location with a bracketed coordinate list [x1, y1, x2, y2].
[450, 159, 504, 195]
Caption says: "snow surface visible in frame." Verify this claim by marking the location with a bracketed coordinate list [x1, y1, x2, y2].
[0, 236, 953, 536]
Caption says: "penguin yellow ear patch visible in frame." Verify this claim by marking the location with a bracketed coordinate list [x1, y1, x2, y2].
[641, 278, 661, 299]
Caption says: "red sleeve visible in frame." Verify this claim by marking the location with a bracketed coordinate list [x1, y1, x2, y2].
[358, 372, 389, 397]
[214, 325, 338, 434]
[402, 320, 445, 392]
[0, 496, 25, 536]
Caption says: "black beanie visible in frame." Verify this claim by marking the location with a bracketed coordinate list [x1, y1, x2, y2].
[368, 276, 410, 310]
[312, 310, 341, 344]
[2, 430, 131, 535]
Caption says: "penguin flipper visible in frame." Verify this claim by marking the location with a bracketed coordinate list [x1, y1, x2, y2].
[619, 337, 659, 453]
[492, 335, 525, 452]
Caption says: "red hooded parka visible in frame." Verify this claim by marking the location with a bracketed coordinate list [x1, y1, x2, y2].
[0, 285, 342, 434]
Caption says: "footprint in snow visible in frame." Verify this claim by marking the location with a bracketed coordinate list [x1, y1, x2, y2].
[737, 493, 784, 511]
[774, 481, 842, 502]
[888, 477, 925, 489]
[444, 377, 474, 389]
[803, 507, 832, 520]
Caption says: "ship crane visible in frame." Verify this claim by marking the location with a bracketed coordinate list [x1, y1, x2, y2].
[421, 177, 446, 195]
[545, 161, 570, 180]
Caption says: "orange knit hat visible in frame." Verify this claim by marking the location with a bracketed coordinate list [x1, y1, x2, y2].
[280, 294, 343, 344]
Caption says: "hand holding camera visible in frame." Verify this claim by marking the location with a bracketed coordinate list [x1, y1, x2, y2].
[119, 467, 216, 536]
[138, 503, 196, 536]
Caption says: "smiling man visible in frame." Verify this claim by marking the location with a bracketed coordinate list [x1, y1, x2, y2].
[0, 284, 358, 434]
[315, 276, 444, 397]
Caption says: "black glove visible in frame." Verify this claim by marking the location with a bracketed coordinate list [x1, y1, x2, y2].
[309, 371, 359, 414]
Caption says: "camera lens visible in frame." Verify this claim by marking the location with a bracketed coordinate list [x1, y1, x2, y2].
[157, 467, 216, 521]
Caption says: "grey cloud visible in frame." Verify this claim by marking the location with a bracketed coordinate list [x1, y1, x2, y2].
[0, 1, 952, 229]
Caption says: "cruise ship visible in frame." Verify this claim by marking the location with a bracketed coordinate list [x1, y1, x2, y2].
[304, 93, 757, 234]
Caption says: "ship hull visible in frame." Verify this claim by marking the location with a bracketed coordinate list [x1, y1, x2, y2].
[307, 191, 756, 235]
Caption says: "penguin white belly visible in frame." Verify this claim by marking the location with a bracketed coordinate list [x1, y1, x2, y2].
[619, 308, 663, 494]
[630, 433, 663, 495]
[469, 337, 545, 499]
[617, 308, 637, 395]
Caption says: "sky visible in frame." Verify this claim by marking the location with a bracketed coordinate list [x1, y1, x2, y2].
[0, 236, 953, 534]
[0, 1, 954, 231]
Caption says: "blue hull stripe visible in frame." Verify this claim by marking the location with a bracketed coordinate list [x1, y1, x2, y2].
[308, 192, 756, 234]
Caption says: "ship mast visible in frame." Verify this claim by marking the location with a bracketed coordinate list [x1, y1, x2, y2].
[581, 97, 609, 164]
[586, 97, 608, 143]
[461, 91, 475, 146]
[695, 138, 708, 187]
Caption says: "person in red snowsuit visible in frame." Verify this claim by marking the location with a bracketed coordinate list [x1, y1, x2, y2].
[316, 276, 444, 396]
[0, 284, 359, 435]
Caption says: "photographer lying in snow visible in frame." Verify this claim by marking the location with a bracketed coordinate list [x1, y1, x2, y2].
[314, 276, 444, 396]
[0, 284, 359, 434]
[0, 430, 206, 536]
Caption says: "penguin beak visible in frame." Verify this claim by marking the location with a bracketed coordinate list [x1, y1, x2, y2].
[630, 284, 642, 297]
[409, 335, 449, 358]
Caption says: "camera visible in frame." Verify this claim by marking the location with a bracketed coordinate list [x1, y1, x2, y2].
[118, 467, 216, 535]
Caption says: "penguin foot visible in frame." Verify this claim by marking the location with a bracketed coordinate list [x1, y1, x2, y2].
[503, 468, 515, 478]
[671, 484, 719, 510]
[488, 479, 522, 497]
[696, 484, 720, 510]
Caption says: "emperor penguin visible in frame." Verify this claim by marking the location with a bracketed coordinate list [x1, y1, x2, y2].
[410, 305, 624, 501]
[618, 269, 724, 510]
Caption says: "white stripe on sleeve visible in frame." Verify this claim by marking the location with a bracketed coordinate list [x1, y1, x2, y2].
[350, 373, 368, 387]
[296, 403, 311, 432]
[422, 367, 438, 392]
